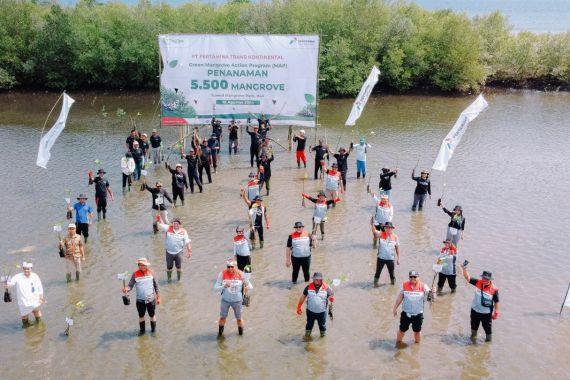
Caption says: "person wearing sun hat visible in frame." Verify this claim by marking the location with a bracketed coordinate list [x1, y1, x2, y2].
[59, 223, 85, 282]
[5, 261, 44, 328]
[461, 264, 500, 342]
[123, 257, 160, 336]
[214, 258, 251, 338]
[88, 168, 114, 220]
[241, 192, 270, 249]
[286, 221, 315, 284]
[371, 221, 400, 287]
[69, 193, 93, 243]
[440, 202, 466, 247]
[296, 272, 334, 339]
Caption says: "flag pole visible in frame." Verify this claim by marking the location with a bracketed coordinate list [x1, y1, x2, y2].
[560, 283, 570, 315]
[39, 92, 64, 138]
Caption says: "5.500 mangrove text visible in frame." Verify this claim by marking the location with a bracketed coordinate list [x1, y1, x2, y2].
[191, 80, 285, 91]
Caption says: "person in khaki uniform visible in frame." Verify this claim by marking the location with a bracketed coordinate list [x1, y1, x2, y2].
[59, 223, 85, 282]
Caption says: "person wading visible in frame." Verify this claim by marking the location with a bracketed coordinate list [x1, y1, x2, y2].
[286, 221, 316, 284]
[5, 262, 44, 328]
[461, 265, 500, 342]
[207, 133, 220, 173]
[59, 223, 85, 282]
[411, 169, 431, 211]
[371, 221, 400, 287]
[311, 140, 328, 179]
[258, 153, 274, 196]
[88, 168, 114, 220]
[121, 151, 135, 191]
[244, 172, 260, 202]
[440, 203, 465, 247]
[293, 130, 307, 168]
[214, 259, 252, 338]
[324, 163, 344, 203]
[369, 193, 394, 247]
[143, 181, 173, 231]
[241, 194, 270, 249]
[246, 124, 262, 168]
[296, 272, 334, 340]
[329, 144, 353, 189]
[130, 140, 144, 181]
[165, 162, 188, 207]
[353, 137, 367, 179]
[379, 167, 398, 197]
[69, 193, 93, 243]
[233, 226, 252, 271]
[437, 239, 458, 294]
[156, 216, 192, 282]
[150, 129, 162, 164]
[228, 120, 239, 155]
[392, 270, 432, 345]
[123, 258, 160, 336]
[301, 191, 339, 240]
[181, 147, 203, 193]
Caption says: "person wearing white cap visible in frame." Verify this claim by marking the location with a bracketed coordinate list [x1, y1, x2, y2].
[214, 259, 251, 338]
[165, 162, 189, 206]
[123, 257, 160, 335]
[369, 192, 393, 247]
[5, 262, 44, 328]
[59, 223, 85, 282]
[293, 130, 307, 168]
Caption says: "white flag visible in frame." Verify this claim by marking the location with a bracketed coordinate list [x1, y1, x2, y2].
[36, 93, 75, 168]
[345, 66, 380, 126]
[432, 94, 488, 172]
[565, 286, 570, 307]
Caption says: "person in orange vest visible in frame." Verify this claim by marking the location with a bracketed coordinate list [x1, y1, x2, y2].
[122, 257, 160, 336]
[371, 221, 400, 287]
[436, 239, 458, 294]
[392, 270, 432, 345]
[243, 172, 260, 202]
[156, 216, 192, 282]
[233, 225, 252, 271]
[286, 221, 316, 283]
[301, 191, 339, 240]
[369, 192, 394, 248]
[214, 259, 251, 338]
[461, 265, 500, 342]
[324, 163, 344, 202]
[296, 272, 334, 339]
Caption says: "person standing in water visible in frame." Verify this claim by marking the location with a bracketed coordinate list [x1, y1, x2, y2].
[411, 169, 431, 211]
[69, 193, 93, 243]
[371, 221, 400, 287]
[88, 168, 114, 220]
[293, 130, 307, 168]
[369, 193, 393, 247]
[181, 148, 203, 194]
[233, 226, 252, 271]
[285, 221, 315, 284]
[241, 193, 270, 249]
[246, 124, 262, 167]
[228, 120, 240, 155]
[311, 140, 328, 179]
[123, 257, 160, 336]
[121, 151, 135, 191]
[440, 203, 465, 247]
[436, 239, 458, 294]
[258, 153, 274, 196]
[243, 172, 260, 202]
[59, 223, 85, 282]
[215, 258, 252, 338]
[379, 167, 398, 197]
[329, 144, 353, 189]
[150, 129, 162, 164]
[301, 191, 339, 240]
[207, 133, 220, 173]
[130, 140, 144, 181]
[165, 162, 188, 207]
[143, 181, 173, 229]
[156, 216, 192, 282]
[5, 262, 44, 328]
[392, 270, 432, 345]
[296, 272, 334, 339]
[324, 163, 344, 203]
[353, 137, 367, 179]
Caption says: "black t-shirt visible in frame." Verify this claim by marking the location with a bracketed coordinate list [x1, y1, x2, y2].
[247, 129, 261, 146]
[91, 177, 109, 197]
[200, 145, 211, 162]
[413, 176, 431, 195]
[139, 140, 149, 154]
[207, 138, 220, 154]
[213, 124, 222, 138]
[293, 136, 306, 152]
[126, 136, 139, 150]
[259, 156, 274, 178]
[169, 168, 187, 189]
[334, 153, 349, 172]
[184, 154, 199, 169]
[312, 145, 327, 161]
[229, 126, 239, 139]
[150, 135, 162, 148]
[379, 172, 396, 190]
[130, 148, 144, 162]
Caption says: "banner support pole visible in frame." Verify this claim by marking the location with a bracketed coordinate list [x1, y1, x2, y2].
[158, 37, 163, 130]
[560, 283, 570, 315]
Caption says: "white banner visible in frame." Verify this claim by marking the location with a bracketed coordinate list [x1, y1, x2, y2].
[36, 93, 75, 169]
[432, 94, 488, 172]
[345, 66, 380, 126]
[159, 34, 319, 127]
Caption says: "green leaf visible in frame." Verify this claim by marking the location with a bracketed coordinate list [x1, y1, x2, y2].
[304, 93, 315, 103]
[168, 60, 178, 68]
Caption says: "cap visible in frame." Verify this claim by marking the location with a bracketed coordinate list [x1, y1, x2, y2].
[312, 272, 323, 280]
[152, 129, 157, 133]
[294, 221, 304, 228]
[454, 205, 462, 211]
[331, 163, 338, 167]
[226, 259, 237, 267]
[382, 167, 389, 173]
[22, 262, 33, 269]
[211, 133, 217, 137]
[68, 223, 76, 229]
[136, 257, 151, 266]
[155, 181, 163, 187]
[409, 270, 420, 277]
[421, 170, 429, 174]
[481, 271, 494, 280]
[77, 193, 88, 200]
[300, 130, 305, 134]
[359, 137, 365, 144]
[97, 169, 106, 174]
[175, 163, 182, 168]
[142, 133, 147, 137]
[254, 196, 263, 202]
[318, 191, 326, 197]
[443, 239, 452, 244]
[248, 172, 256, 178]
[133, 140, 139, 145]
[384, 222, 395, 229]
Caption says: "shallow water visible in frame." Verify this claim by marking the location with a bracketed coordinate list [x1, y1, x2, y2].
[0, 89, 569, 379]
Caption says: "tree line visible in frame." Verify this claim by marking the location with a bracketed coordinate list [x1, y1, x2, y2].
[0, 0, 568, 94]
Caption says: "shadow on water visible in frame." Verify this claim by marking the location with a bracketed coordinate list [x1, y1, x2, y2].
[98, 330, 137, 347]
[345, 280, 376, 289]
[0, 321, 25, 336]
[263, 279, 296, 289]
[438, 332, 472, 347]
[276, 334, 304, 346]
[187, 331, 222, 344]
[369, 338, 398, 352]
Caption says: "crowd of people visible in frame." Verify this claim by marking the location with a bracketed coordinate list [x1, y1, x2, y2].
[4, 114, 499, 345]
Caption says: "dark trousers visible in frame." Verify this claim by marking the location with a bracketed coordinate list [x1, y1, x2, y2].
[229, 139, 238, 154]
[291, 255, 311, 283]
[314, 160, 325, 179]
[136, 300, 156, 318]
[211, 153, 217, 170]
[437, 273, 457, 290]
[187, 168, 202, 192]
[172, 187, 184, 204]
[250, 145, 259, 167]
[95, 196, 107, 214]
[122, 173, 132, 188]
[471, 309, 492, 335]
[413, 193, 427, 209]
[374, 258, 395, 281]
[340, 171, 347, 188]
[133, 161, 142, 181]
[199, 161, 212, 183]
[258, 176, 270, 194]
[306, 310, 327, 332]
[250, 226, 264, 242]
[76, 222, 89, 239]
[236, 255, 251, 271]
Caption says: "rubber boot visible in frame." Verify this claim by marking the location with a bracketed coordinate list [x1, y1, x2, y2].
[177, 271, 181, 281]
[150, 321, 156, 333]
[373, 278, 379, 288]
[485, 334, 492, 342]
[357, 173, 360, 179]
[238, 326, 244, 336]
[153, 222, 158, 234]
[84, 236, 88, 244]
[450, 288, 456, 294]
[66, 273, 72, 283]
[470, 330, 478, 341]
[76, 271, 80, 281]
[22, 319, 31, 328]
[35, 316, 42, 324]
[411, 207, 416, 211]
[418, 206, 423, 211]
[167, 271, 172, 282]
[321, 233, 325, 241]
[103, 211, 106, 220]
[320, 331, 326, 338]
[373, 238, 377, 248]
[304, 330, 311, 339]
[97, 211, 101, 221]
[218, 325, 224, 338]
[391, 277, 396, 285]
[437, 287, 443, 295]
[139, 321, 146, 336]
[259, 241, 264, 249]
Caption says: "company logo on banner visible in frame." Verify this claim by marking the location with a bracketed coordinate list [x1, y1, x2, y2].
[159, 34, 320, 127]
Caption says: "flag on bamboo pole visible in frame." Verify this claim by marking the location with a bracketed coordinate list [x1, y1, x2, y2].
[432, 94, 488, 172]
[36, 93, 75, 169]
[344, 66, 380, 126]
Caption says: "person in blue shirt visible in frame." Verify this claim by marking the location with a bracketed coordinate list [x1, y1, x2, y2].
[69, 194, 93, 243]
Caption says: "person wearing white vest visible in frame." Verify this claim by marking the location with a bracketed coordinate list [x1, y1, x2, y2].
[296, 272, 334, 339]
[301, 191, 339, 240]
[392, 270, 432, 345]
[156, 216, 192, 282]
[121, 151, 135, 191]
[5, 262, 44, 328]
[233, 225, 252, 271]
[286, 221, 315, 283]
[369, 192, 394, 247]
[324, 163, 344, 202]
[123, 257, 160, 335]
[371, 221, 400, 287]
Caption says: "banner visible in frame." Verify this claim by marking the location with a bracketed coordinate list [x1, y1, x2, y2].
[345, 66, 380, 126]
[432, 94, 488, 172]
[36, 93, 75, 169]
[159, 34, 319, 127]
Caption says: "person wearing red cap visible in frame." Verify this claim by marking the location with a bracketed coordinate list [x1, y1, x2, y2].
[461, 264, 500, 342]
[214, 259, 251, 338]
[296, 272, 334, 339]
[123, 257, 160, 335]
